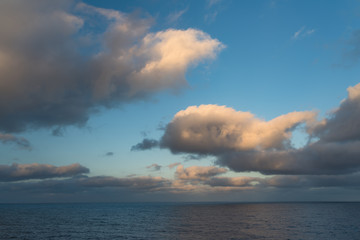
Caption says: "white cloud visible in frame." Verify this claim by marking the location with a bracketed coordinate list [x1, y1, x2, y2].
[292, 26, 315, 40]
[161, 104, 316, 154]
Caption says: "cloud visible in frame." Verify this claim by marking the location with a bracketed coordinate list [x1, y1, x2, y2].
[138, 82, 360, 175]
[292, 26, 305, 39]
[206, 176, 260, 187]
[292, 26, 315, 40]
[79, 175, 170, 190]
[313, 83, 360, 142]
[0, 1, 223, 134]
[0, 163, 89, 182]
[175, 165, 227, 181]
[205, 0, 225, 23]
[0, 133, 31, 150]
[168, 162, 181, 169]
[146, 164, 162, 171]
[2, 162, 360, 202]
[216, 83, 360, 175]
[217, 141, 360, 175]
[168, 165, 260, 193]
[263, 173, 360, 188]
[105, 152, 114, 156]
[207, 0, 222, 8]
[0, 174, 173, 202]
[131, 138, 159, 151]
[167, 8, 188, 23]
[183, 154, 208, 161]
[160, 104, 316, 154]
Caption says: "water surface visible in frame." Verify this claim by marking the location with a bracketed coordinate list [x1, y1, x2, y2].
[1, 202, 359, 239]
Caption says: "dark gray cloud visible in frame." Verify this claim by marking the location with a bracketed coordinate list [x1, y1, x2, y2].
[105, 152, 114, 156]
[0, 0, 223, 135]
[205, 176, 260, 187]
[131, 138, 159, 151]
[0, 163, 89, 182]
[262, 173, 360, 189]
[183, 154, 208, 161]
[0, 175, 173, 203]
[217, 141, 360, 175]
[146, 163, 162, 171]
[313, 83, 360, 143]
[52, 127, 65, 137]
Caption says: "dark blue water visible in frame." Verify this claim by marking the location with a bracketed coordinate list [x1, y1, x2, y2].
[1, 202, 360, 239]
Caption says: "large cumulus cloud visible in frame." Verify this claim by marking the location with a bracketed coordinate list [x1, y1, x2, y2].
[160, 105, 316, 154]
[134, 82, 360, 176]
[0, 0, 223, 134]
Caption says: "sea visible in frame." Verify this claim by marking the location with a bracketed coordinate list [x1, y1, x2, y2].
[0, 202, 359, 239]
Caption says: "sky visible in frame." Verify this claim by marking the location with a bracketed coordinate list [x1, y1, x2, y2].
[1, 0, 360, 203]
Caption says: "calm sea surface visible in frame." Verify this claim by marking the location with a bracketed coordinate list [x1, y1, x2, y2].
[0, 202, 360, 239]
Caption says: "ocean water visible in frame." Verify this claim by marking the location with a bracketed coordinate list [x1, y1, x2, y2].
[1, 202, 360, 240]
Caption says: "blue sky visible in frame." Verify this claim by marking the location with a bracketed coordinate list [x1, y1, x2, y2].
[1, 0, 360, 202]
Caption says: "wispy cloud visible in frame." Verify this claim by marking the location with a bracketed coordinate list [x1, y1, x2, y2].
[207, 0, 222, 8]
[0, 133, 31, 150]
[146, 164, 162, 171]
[292, 26, 316, 40]
[167, 8, 188, 24]
[168, 162, 181, 169]
[205, 0, 224, 23]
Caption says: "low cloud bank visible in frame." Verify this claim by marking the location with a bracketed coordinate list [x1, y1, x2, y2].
[0, 163, 89, 182]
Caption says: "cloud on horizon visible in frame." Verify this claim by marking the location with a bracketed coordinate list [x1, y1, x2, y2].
[0, 163, 89, 182]
[2, 163, 360, 202]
